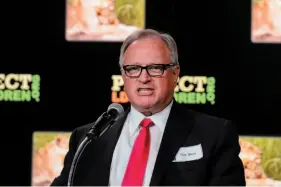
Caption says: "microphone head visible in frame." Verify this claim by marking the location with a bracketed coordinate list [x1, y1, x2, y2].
[107, 103, 124, 121]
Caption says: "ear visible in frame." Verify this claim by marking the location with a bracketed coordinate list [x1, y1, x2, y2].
[174, 66, 180, 78]
[121, 68, 126, 81]
[173, 66, 180, 84]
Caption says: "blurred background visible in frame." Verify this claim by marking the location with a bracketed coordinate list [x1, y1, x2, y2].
[0, 0, 281, 186]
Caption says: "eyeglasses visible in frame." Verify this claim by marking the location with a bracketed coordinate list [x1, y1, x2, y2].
[122, 63, 177, 78]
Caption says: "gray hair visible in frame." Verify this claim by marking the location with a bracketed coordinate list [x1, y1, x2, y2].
[119, 29, 179, 67]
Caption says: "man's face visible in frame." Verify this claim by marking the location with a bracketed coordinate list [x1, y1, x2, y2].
[121, 37, 180, 114]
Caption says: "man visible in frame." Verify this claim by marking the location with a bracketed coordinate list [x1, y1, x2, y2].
[50, 29, 246, 186]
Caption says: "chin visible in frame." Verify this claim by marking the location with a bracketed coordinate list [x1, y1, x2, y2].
[138, 101, 154, 108]
[134, 98, 156, 109]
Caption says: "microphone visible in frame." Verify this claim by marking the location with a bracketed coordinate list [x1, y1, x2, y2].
[67, 103, 124, 187]
[87, 103, 124, 139]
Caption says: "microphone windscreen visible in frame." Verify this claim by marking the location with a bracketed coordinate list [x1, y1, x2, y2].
[107, 103, 124, 120]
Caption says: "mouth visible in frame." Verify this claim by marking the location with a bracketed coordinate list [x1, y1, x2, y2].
[137, 88, 154, 95]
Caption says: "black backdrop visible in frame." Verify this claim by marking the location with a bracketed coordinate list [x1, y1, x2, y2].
[1, 0, 281, 185]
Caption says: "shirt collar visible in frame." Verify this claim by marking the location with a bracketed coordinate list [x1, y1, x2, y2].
[128, 100, 174, 137]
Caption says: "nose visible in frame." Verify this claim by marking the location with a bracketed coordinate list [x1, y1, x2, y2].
[138, 68, 151, 83]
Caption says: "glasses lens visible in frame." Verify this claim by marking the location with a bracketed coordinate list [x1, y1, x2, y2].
[124, 65, 141, 77]
[147, 65, 164, 76]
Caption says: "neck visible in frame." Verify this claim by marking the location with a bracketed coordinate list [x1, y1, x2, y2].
[142, 110, 153, 116]
[133, 99, 173, 117]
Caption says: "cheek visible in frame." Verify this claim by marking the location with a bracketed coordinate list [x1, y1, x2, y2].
[124, 80, 136, 94]
[155, 79, 171, 93]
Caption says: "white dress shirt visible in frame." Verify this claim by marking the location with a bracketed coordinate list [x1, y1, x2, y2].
[109, 100, 173, 186]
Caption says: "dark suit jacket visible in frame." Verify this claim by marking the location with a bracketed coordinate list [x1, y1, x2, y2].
[50, 102, 246, 186]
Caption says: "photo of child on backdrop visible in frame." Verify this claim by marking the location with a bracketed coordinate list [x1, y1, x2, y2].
[251, 0, 281, 43]
[65, 0, 145, 41]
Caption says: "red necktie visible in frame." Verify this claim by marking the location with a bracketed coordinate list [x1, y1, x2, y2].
[121, 118, 152, 186]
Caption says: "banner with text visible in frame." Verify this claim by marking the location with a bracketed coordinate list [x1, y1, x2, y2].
[0, 73, 40, 102]
[111, 75, 216, 105]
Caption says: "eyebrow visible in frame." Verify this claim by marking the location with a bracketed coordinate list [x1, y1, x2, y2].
[126, 62, 162, 66]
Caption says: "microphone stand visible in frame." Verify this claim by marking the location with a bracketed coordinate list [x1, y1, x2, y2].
[67, 112, 114, 186]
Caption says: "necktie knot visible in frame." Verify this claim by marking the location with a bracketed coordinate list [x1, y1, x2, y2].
[140, 118, 153, 128]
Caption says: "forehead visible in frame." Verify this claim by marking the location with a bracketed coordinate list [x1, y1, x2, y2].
[126, 37, 169, 51]
[123, 37, 170, 64]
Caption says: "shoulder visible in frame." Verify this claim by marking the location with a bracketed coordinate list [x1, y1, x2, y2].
[174, 103, 229, 127]
[187, 108, 230, 127]
[75, 122, 94, 134]
[185, 108, 239, 145]
[67, 122, 95, 146]
[174, 103, 237, 139]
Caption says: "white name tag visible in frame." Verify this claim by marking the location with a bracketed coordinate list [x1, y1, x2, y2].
[173, 144, 203, 162]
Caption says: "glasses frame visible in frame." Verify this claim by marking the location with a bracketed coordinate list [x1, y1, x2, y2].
[122, 63, 177, 78]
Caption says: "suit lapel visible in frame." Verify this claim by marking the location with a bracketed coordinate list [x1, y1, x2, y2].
[87, 107, 130, 185]
[150, 102, 194, 186]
